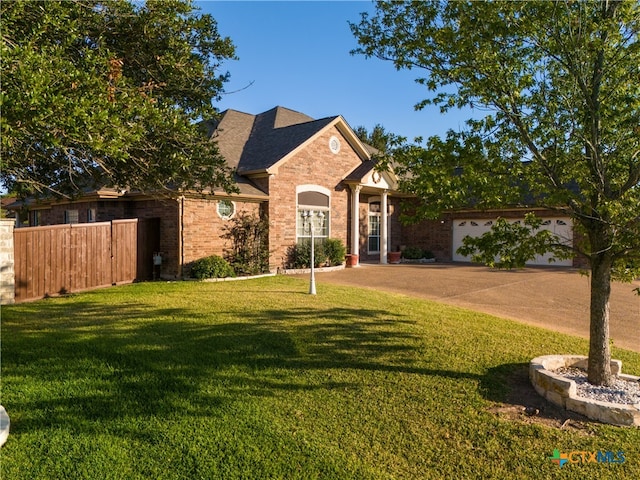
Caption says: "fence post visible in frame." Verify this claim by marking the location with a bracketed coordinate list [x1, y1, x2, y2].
[0, 219, 15, 305]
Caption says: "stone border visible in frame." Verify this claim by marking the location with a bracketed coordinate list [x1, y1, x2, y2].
[277, 264, 345, 275]
[400, 258, 436, 264]
[530, 355, 640, 427]
[199, 272, 276, 283]
[186, 263, 345, 282]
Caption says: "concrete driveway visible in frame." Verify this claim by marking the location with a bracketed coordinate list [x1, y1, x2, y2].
[311, 263, 640, 353]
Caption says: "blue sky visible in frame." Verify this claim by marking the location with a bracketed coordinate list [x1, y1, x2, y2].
[201, 0, 473, 142]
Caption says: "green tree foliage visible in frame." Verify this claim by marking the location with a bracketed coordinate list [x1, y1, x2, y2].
[352, 1, 640, 385]
[1, 0, 237, 198]
[353, 124, 401, 154]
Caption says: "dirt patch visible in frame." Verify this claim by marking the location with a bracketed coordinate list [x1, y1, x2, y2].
[487, 366, 597, 434]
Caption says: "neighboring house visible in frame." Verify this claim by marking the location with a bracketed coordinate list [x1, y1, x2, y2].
[1, 197, 17, 221]
[8, 106, 578, 278]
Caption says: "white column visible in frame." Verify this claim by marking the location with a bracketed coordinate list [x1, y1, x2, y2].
[380, 190, 388, 264]
[350, 185, 361, 264]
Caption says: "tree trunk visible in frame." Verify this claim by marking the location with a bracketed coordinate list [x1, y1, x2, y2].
[588, 248, 613, 386]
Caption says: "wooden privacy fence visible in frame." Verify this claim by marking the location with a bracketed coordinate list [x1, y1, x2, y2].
[13, 219, 159, 302]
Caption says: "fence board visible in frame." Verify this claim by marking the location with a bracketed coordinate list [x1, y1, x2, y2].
[112, 220, 137, 284]
[13, 220, 141, 302]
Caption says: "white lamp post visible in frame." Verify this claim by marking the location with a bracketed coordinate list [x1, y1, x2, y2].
[302, 210, 325, 295]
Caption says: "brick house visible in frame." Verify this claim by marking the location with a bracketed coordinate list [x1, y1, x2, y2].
[9, 106, 578, 277]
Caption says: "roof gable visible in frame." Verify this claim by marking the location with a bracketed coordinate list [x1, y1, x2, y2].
[210, 106, 372, 175]
[240, 111, 336, 173]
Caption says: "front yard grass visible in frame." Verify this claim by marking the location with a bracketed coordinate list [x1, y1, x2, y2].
[1, 276, 639, 479]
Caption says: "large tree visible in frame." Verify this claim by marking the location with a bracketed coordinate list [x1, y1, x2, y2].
[353, 123, 400, 154]
[1, 0, 237, 198]
[351, 0, 640, 385]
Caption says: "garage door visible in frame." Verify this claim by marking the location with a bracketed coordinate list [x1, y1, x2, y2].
[452, 217, 573, 266]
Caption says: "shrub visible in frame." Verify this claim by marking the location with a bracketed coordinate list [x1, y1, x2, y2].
[190, 255, 235, 279]
[323, 238, 346, 266]
[402, 246, 424, 259]
[222, 213, 270, 275]
[287, 239, 327, 268]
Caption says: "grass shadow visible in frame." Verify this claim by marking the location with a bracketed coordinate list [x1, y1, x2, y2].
[2, 290, 597, 441]
[480, 362, 593, 429]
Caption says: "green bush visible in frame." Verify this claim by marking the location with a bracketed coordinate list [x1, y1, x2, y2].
[402, 246, 424, 259]
[323, 238, 346, 266]
[402, 247, 435, 260]
[221, 213, 270, 276]
[190, 255, 235, 279]
[288, 239, 327, 268]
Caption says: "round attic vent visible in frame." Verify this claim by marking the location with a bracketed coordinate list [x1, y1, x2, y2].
[329, 136, 341, 154]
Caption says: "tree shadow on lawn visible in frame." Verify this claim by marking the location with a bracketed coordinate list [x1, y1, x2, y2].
[3, 299, 588, 440]
[482, 363, 594, 432]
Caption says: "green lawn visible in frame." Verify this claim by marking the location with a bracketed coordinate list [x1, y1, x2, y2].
[1, 276, 639, 479]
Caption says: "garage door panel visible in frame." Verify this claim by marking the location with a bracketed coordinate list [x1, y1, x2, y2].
[452, 217, 573, 266]
[452, 220, 487, 262]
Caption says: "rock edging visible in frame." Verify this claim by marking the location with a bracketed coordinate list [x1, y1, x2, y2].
[278, 264, 345, 275]
[529, 355, 640, 427]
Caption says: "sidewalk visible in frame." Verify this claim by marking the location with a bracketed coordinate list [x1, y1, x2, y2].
[311, 263, 640, 353]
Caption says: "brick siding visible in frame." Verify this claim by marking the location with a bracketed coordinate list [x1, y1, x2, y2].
[180, 197, 262, 276]
[259, 127, 362, 269]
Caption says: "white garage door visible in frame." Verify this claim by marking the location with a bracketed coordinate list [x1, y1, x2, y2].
[452, 217, 573, 266]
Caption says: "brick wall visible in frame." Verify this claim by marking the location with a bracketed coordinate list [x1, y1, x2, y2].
[401, 216, 453, 262]
[127, 199, 181, 279]
[180, 197, 262, 276]
[15, 195, 267, 279]
[262, 127, 362, 269]
[35, 201, 103, 225]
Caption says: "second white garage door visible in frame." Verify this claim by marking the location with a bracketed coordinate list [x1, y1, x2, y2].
[452, 217, 573, 266]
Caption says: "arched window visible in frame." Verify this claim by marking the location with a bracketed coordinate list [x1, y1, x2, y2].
[296, 185, 330, 242]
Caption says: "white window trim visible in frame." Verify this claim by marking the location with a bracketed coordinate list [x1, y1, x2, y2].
[296, 185, 331, 241]
[368, 197, 388, 254]
[216, 199, 236, 220]
[368, 199, 381, 254]
[296, 184, 331, 197]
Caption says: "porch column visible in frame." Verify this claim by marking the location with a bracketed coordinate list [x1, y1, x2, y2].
[380, 190, 388, 264]
[350, 185, 361, 265]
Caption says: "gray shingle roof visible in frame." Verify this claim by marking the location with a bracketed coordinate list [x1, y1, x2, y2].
[343, 160, 377, 183]
[210, 106, 339, 174]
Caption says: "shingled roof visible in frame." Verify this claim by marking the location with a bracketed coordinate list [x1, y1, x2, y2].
[209, 106, 343, 174]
